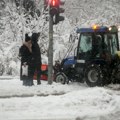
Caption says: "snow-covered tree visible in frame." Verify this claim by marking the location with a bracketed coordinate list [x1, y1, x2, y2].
[0, 0, 120, 76]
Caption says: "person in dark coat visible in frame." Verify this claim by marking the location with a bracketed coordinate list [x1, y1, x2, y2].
[31, 32, 42, 85]
[19, 33, 33, 86]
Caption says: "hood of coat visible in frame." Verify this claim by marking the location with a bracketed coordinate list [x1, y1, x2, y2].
[31, 33, 40, 43]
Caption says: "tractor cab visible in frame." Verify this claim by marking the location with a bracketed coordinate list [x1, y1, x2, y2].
[76, 25, 119, 62]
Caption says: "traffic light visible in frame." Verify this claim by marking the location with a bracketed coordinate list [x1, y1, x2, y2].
[49, 0, 65, 24]
[49, 0, 59, 15]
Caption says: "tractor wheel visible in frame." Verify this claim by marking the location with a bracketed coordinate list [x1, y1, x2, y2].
[85, 64, 105, 87]
[55, 72, 66, 84]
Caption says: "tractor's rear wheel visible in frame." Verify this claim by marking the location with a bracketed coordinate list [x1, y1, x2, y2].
[85, 64, 105, 87]
[55, 72, 66, 84]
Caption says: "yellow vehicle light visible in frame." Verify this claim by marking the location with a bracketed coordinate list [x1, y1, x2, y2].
[92, 25, 98, 30]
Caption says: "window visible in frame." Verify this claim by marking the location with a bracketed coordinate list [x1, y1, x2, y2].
[110, 34, 118, 55]
[104, 34, 118, 55]
[79, 34, 92, 53]
[78, 33, 92, 59]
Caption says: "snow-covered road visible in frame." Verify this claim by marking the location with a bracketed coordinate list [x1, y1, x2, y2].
[0, 76, 120, 120]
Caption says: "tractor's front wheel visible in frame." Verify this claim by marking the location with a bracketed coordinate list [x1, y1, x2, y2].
[85, 65, 105, 87]
[55, 72, 67, 84]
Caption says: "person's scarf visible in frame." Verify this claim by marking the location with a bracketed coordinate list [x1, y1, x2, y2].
[23, 42, 32, 53]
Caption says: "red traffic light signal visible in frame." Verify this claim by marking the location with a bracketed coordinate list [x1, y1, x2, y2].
[50, 0, 60, 7]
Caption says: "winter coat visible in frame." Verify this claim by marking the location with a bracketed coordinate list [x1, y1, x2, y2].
[31, 33, 42, 65]
[19, 42, 33, 81]
[19, 42, 33, 65]
[32, 42, 42, 65]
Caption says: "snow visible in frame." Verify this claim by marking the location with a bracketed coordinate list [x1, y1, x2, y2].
[0, 77, 120, 120]
[0, 0, 120, 120]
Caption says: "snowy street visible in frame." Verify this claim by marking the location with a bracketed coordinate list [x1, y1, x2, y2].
[0, 77, 120, 120]
[0, 0, 120, 120]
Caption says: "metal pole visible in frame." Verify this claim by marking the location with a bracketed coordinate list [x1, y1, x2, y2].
[48, 8, 53, 84]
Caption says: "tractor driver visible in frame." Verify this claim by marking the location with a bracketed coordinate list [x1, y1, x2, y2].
[79, 35, 92, 59]
[80, 36, 92, 53]
[92, 35, 102, 57]
[100, 35, 112, 63]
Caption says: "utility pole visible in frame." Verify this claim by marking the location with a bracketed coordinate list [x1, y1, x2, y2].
[48, 3, 53, 84]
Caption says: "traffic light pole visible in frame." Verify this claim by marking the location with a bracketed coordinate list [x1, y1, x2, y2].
[48, 12, 53, 84]
[47, 0, 65, 84]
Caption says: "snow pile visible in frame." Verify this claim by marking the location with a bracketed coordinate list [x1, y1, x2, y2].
[0, 78, 120, 119]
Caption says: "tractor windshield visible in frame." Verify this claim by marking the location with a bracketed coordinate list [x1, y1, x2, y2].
[77, 32, 119, 60]
[79, 33, 92, 53]
[77, 33, 93, 59]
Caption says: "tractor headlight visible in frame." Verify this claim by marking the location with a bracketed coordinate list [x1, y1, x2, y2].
[108, 27, 112, 31]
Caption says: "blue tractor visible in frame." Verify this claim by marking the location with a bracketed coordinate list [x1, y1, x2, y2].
[54, 25, 120, 87]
